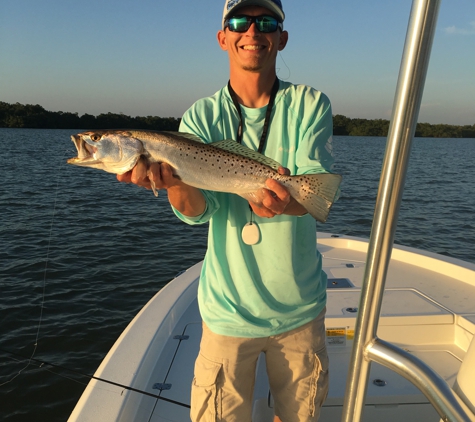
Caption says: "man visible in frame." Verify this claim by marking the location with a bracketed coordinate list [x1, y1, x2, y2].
[119, 1, 335, 420]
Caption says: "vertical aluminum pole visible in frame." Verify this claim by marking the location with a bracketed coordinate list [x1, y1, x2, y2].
[340, 1, 441, 421]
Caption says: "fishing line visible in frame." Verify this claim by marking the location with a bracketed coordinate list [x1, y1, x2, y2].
[1, 149, 192, 410]
[1, 350, 88, 387]
[277, 51, 291, 80]
[0, 348, 191, 409]
[0, 151, 66, 387]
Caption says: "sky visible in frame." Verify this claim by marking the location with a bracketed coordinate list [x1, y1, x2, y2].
[1, 0, 474, 125]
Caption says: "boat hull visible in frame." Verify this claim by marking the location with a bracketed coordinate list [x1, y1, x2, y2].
[69, 234, 475, 421]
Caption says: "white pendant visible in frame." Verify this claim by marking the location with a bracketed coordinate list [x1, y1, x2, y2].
[242, 222, 260, 245]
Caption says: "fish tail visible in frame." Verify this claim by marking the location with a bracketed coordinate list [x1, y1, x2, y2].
[286, 173, 342, 222]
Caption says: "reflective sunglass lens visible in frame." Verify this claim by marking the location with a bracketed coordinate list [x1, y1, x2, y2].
[225, 15, 281, 33]
[258, 17, 278, 32]
[231, 17, 251, 32]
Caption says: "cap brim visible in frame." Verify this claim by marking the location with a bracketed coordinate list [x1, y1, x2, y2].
[222, 0, 285, 29]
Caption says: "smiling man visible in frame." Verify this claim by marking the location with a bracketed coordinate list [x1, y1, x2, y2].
[218, 6, 287, 96]
[118, 0, 335, 421]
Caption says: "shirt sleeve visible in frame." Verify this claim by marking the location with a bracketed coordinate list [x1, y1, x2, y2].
[296, 89, 339, 200]
[295, 90, 335, 175]
[170, 104, 220, 225]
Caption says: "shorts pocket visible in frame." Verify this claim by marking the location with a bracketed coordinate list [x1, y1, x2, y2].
[191, 353, 223, 422]
[309, 347, 329, 417]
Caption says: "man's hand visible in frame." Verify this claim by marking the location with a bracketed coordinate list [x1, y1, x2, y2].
[249, 167, 290, 218]
[117, 159, 206, 217]
[116, 159, 180, 192]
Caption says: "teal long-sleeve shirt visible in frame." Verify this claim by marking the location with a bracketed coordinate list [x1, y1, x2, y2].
[174, 80, 336, 338]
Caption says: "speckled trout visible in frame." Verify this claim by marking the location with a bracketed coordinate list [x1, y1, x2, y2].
[68, 130, 341, 222]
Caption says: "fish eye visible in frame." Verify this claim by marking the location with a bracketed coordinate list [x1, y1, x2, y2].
[90, 134, 102, 142]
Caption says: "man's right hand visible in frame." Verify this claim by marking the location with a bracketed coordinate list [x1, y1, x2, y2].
[117, 159, 206, 217]
[116, 158, 179, 192]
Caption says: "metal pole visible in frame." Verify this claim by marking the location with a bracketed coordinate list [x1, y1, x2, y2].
[340, 1, 441, 421]
[367, 339, 475, 421]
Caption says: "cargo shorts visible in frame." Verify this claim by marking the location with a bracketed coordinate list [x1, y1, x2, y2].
[190, 308, 329, 422]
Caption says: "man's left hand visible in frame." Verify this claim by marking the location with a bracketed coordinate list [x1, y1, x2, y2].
[249, 167, 291, 218]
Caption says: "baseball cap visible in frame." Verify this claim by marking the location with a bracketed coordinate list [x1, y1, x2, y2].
[222, 0, 285, 29]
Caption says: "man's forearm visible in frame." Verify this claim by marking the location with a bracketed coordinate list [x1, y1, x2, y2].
[167, 184, 206, 217]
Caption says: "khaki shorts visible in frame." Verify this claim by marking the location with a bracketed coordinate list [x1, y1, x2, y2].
[190, 308, 329, 422]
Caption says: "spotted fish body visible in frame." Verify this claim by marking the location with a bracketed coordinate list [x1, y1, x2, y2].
[68, 130, 341, 222]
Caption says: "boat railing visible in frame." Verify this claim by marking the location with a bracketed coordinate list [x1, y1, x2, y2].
[340, 1, 475, 421]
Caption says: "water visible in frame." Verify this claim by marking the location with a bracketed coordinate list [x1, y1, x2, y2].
[0, 129, 474, 421]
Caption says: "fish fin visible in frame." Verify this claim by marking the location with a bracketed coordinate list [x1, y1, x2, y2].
[212, 140, 282, 171]
[287, 173, 342, 223]
[163, 131, 204, 144]
[160, 133, 283, 170]
[150, 180, 159, 197]
[146, 167, 159, 197]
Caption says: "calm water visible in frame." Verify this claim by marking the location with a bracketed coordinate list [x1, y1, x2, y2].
[0, 129, 474, 421]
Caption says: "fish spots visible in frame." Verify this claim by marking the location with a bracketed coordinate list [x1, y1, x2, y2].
[178, 145, 192, 158]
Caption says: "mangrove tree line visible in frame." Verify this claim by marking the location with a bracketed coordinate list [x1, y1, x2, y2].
[1, 101, 474, 138]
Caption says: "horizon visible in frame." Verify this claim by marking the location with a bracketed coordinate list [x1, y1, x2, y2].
[2, 100, 474, 128]
[1, 1, 474, 126]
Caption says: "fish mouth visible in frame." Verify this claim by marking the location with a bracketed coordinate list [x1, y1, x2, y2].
[67, 135, 98, 163]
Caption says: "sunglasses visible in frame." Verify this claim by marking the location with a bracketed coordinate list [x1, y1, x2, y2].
[224, 15, 283, 33]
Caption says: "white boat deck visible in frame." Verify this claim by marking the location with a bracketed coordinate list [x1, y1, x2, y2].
[69, 233, 475, 422]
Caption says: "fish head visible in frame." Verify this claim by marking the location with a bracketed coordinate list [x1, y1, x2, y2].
[67, 130, 144, 174]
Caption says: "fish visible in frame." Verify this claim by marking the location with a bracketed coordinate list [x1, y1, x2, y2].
[67, 130, 341, 222]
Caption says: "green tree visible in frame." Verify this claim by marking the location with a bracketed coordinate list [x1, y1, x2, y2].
[0, 101, 471, 137]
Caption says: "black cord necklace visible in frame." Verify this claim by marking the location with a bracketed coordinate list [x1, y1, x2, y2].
[227, 77, 280, 153]
[227, 77, 280, 245]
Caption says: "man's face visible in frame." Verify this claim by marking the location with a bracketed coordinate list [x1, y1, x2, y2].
[217, 6, 288, 74]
